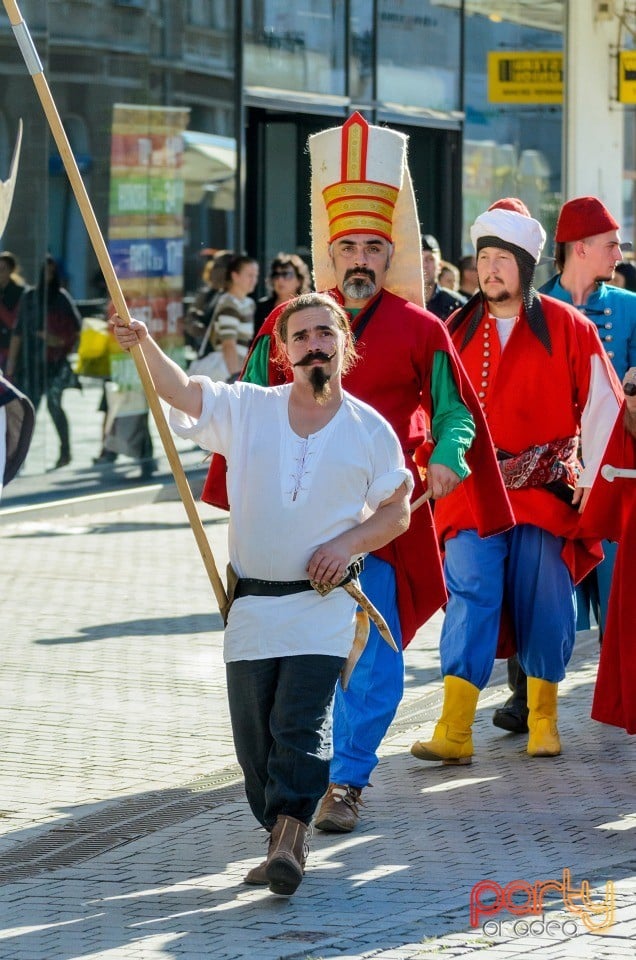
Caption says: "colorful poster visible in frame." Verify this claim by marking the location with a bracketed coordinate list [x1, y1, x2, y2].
[108, 104, 190, 349]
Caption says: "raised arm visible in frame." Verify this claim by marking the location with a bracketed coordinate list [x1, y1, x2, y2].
[110, 315, 203, 419]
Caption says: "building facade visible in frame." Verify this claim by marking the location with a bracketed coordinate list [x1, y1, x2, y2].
[1, 0, 633, 478]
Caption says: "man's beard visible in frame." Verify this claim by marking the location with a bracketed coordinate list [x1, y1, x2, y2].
[343, 267, 377, 300]
[487, 289, 514, 304]
[309, 365, 332, 404]
[481, 279, 517, 306]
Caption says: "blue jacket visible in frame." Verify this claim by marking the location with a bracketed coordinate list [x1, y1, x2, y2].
[540, 274, 636, 378]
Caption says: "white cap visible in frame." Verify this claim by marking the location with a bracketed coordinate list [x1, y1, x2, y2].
[470, 207, 546, 264]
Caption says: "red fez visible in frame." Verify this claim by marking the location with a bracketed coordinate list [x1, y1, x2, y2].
[555, 196, 619, 242]
[488, 197, 531, 217]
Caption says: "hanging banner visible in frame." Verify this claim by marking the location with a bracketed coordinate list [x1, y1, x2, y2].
[108, 104, 190, 349]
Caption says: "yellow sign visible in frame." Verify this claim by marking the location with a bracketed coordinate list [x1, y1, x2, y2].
[488, 52, 563, 104]
[618, 51, 636, 103]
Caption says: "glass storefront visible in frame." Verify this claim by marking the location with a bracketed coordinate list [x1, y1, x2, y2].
[244, 0, 346, 95]
[377, 0, 462, 112]
[0, 0, 568, 495]
[462, 0, 564, 264]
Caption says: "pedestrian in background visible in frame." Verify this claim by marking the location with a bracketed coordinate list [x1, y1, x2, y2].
[5, 255, 81, 469]
[0, 250, 26, 372]
[184, 249, 234, 354]
[610, 260, 636, 291]
[188, 254, 258, 383]
[253, 253, 311, 336]
[458, 253, 479, 299]
[421, 234, 466, 320]
[439, 259, 461, 292]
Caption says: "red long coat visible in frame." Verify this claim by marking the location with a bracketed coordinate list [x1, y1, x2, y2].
[580, 406, 636, 734]
[202, 288, 513, 646]
[435, 295, 622, 585]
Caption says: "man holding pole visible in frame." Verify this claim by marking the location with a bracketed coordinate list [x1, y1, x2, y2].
[110, 291, 412, 896]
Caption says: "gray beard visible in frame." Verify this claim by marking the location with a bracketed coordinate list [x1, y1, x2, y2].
[343, 276, 376, 300]
[309, 366, 332, 404]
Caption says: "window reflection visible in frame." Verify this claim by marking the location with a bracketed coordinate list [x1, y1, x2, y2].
[462, 2, 564, 254]
[245, 0, 346, 95]
[350, 0, 374, 101]
[377, 0, 461, 111]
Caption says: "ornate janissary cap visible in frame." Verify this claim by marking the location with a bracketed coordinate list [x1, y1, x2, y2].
[309, 112, 424, 306]
[555, 196, 620, 243]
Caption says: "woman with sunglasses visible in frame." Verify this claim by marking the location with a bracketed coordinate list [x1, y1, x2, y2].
[254, 253, 311, 336]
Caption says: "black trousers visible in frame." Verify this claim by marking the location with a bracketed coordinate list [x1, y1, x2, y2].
[226, 654, 344, 830]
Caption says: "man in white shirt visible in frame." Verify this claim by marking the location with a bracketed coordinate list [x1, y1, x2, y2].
[110, 291, 411, 897]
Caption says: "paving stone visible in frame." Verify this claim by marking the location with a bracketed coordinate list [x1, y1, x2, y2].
[0, 502, 633, 959]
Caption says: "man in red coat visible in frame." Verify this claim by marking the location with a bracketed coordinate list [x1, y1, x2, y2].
[202, 113, 513, 834]
[580, 368, 636, 734]
[411, 200, 622, 765]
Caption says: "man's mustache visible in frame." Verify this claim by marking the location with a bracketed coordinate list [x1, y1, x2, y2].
[293, 350, 336, 367]
[344, 267, 376, 283]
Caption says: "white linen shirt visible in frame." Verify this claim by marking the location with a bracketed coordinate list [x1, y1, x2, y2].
[170, 378, 412, 662]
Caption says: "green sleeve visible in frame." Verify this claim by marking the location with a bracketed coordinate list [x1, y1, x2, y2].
[429, 350, 475, 479]
[241, 335, 271, 385]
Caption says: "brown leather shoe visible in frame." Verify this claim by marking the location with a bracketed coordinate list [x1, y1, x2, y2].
[314, 783, 363, 833]
[265, 814, 309, 896]
[243, 858, 268, 885]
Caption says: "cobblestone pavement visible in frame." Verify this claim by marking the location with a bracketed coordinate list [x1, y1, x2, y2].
[0, 499, 634, 960]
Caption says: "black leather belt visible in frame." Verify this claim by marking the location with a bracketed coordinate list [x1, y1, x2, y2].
[234, 558, 364, 599]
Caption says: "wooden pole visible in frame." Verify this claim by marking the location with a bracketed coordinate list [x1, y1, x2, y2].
[410, 488, 432, 513]
[3, 0, 228, 612]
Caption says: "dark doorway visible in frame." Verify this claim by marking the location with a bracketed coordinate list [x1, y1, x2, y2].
[245, 107, 462, 294]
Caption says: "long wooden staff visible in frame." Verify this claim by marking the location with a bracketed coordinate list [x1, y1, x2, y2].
[3, 0, 228, 612]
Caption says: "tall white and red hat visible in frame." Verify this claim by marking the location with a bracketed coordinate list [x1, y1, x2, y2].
[308, 111, 425, 306]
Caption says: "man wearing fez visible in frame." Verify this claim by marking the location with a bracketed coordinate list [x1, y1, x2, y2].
[202, 112, 512, 833]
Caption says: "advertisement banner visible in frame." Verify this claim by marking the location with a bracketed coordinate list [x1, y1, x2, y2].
[108, 104, 190, 350]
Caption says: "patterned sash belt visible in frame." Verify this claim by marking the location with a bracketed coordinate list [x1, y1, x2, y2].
[497, 436, 581, 506]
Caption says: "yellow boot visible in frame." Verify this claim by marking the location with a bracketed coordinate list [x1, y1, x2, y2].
[527, 677, 561, 757]
[411, 676, 479, 765]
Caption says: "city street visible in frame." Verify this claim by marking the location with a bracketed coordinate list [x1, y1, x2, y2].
[0, 491, 634, 960]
